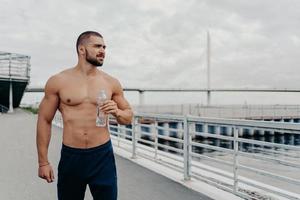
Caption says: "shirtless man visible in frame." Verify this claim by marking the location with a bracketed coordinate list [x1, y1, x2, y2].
[36, 31, 133, 200]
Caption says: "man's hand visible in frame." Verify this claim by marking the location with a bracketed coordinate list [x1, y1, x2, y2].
[100, 100, 120, 117]
[38, 164, 55, 183]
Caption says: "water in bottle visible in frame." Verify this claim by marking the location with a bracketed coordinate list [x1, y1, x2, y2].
[96, 89, 107, 127]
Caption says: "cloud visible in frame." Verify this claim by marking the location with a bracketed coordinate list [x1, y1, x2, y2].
[0, 0, 300, 94]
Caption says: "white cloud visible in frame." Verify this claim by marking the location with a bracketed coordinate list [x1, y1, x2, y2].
[1, 0, 300, 104]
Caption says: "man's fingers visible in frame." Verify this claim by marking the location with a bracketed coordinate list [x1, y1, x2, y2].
[103, 108, 118, 115]
[45, 173, 53, 183]
[39, 173, 50, 182]
[101, 101, 116, 108]
[46, 176, 51, 183]
[38, 172, 46, 179]
[38, 167, 54, 183]
[101, 103, 117, 112]
[101, 104, 113, 110]
[50, 169, 55, 181]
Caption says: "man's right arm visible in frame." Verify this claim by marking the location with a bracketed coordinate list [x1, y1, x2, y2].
[36, 75, 59, 183]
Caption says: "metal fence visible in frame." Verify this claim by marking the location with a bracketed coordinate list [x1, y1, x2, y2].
[0, 105, 9, 113]
[53, 112, 300, 200]
[134, 104, 300, 119]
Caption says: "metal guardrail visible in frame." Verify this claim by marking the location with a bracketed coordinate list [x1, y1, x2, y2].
[25, 86, 300, 107]
[0, 105, 9, 113]
[25, 87, 300, 93]
[53, 112, 300, 200]
[134, 104, 300, 119]
[0, 51, 30, 79]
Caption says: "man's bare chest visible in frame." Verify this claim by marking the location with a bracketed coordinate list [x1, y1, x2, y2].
[58, 78, 112, 106]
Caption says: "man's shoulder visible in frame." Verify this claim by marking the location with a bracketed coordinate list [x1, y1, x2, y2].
[45, 68, 73, 89]
[57, 67, 74, 77]
[48, 68, 73, 81]
[100, 71, 120, 84]
[99, 71, 123, 92]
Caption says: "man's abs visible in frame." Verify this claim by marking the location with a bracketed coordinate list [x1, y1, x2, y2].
[59, 102, 111, 148]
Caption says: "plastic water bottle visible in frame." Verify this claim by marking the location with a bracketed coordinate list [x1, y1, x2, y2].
[96, 90, 107, 127]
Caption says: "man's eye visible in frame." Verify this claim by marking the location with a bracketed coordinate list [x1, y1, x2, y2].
[94, 45, 106, 49]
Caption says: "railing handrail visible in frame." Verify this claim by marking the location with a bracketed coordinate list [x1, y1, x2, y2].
[0, 51, 30, 79]
[0, 104, 9, 113]
[135, 112, 300, 132]
[24, 87, 300, 93]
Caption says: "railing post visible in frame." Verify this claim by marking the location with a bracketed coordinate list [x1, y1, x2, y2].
[8, 53, 11, 77]
[8, 53, 13, 113]
[139, 90, 145, 105]
[8, 79, 14, 113]
[183, 115, 191, 180]
[207, 90, 211, 106]
[117, 124, 120, 147]
[26, 56, 31, 78]
[233, 126, 239, 193]
[131, 117, 137, 159]
[154, 120, 158, 160]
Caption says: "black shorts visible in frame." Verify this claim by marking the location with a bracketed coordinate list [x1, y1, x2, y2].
[57, 140, 117, 200]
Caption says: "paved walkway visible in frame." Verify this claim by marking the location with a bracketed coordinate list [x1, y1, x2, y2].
[0, 109, 212, 200]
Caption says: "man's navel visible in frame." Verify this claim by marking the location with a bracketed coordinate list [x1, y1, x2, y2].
[83, 132, 88, 148]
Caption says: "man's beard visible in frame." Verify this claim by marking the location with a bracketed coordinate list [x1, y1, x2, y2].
[86, 51, 103, 67]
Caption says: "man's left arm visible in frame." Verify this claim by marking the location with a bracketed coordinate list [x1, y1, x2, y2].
[101, 79, 133, 125]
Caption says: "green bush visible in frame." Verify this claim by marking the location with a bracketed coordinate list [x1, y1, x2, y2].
[22, 107, 39, 114]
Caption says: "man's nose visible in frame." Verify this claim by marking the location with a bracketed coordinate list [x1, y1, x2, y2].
[100, 47, 105, 53]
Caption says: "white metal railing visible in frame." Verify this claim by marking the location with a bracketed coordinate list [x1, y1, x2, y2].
[134, 104, 300, 119]
[0, 105, 9, 113]
[25, 85, 300, 107]
[0, 51, 30, 79]
[52, 112, 300, 200]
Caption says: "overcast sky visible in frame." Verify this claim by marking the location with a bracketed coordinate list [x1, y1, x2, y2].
[1, 0, 300, 104]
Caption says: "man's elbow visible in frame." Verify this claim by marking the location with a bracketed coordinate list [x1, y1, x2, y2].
[128, 111, 134, 124]
[37, 113, 53, 126]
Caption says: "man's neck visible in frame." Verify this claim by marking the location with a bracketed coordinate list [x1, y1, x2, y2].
[75, 60, 99, 77]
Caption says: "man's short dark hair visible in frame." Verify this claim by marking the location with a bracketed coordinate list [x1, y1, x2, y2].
[76, 31, 103, 54]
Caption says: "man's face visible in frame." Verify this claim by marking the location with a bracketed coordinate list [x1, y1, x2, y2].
[84, 36, 106, 67]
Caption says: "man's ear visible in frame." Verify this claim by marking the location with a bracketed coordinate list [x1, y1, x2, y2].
[78, 45, 85, 55]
